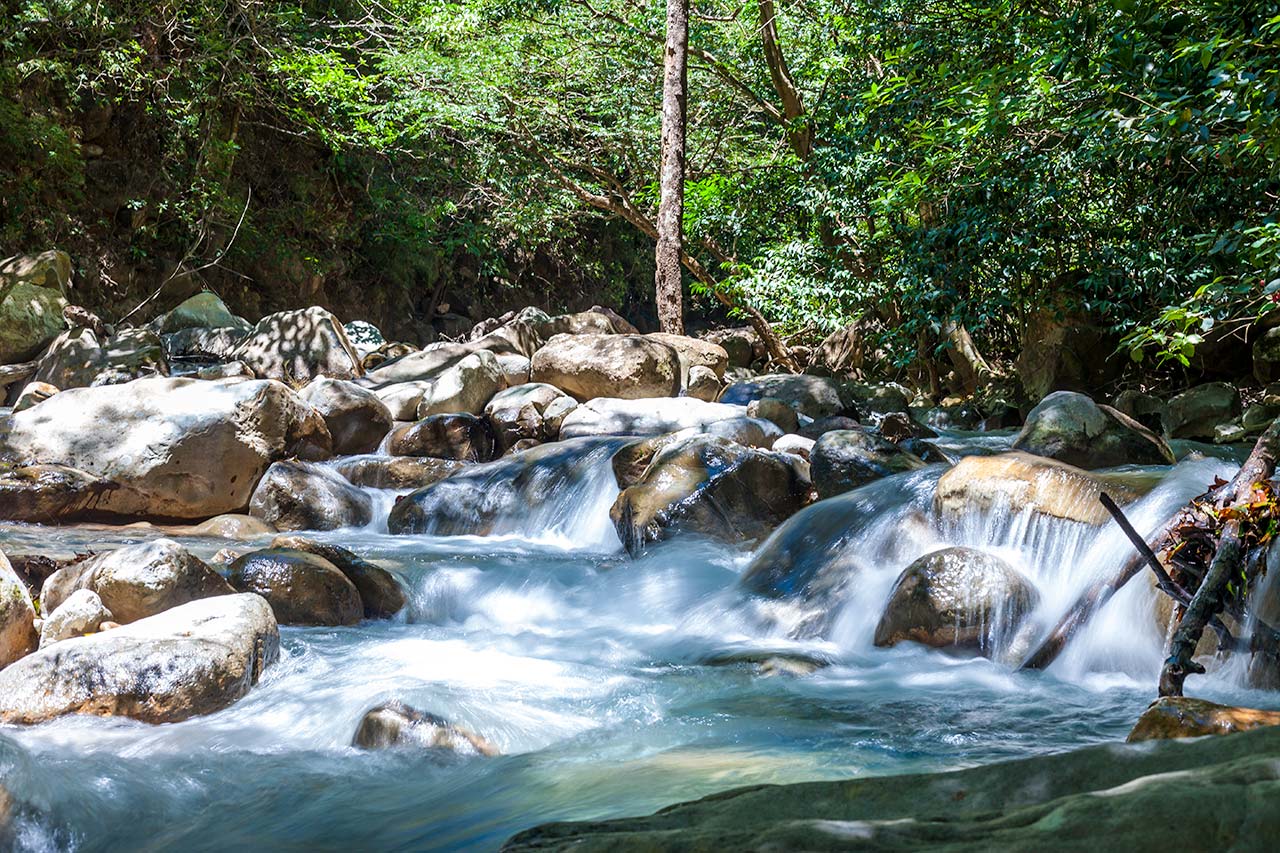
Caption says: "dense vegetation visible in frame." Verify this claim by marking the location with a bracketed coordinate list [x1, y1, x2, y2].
[2, 0, 1278, 379]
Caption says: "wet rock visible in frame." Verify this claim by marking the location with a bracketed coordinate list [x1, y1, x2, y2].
[149, 292, 251, 335]
[810, 429, 927, 499]
[1167, 382, 1242, 440]
[873, 547, 1039, 655]
[934, 451, 1137, 526]
[1215, 422, 1247, 444]
[923, 402, 983, 431]
[386, 412, 494, 462]
[249, 460, 373, 531]
[685, 365, 722, 402]
[610, 435, 807, 555]
[41, 539, 233, 624]
[179, 513, 278, 539]
[299, 378, 394, 455]
[645, 333, 728, 381]
[0, 464, 118, 523]
[844, 382, 910, 417]
[162, 327, 249, 362]
[719, 374, 845, 419]
[701, 648, 833, 677]
[877, 411, 937, 444]
[1012, 391, 1174, 469]
[0, 281, 67, 364]
[11, 381, 58, 412]
[34, 327, 168, 389]
[230, 306, 363, 382]
[1128, 697, 1280, 742]
[334, 455, 465, 490]
[388, 437, 625, 536]
[226, 549, 362, 626]
[269, 536, 405, 619]
[559, 396, 752, 439]
[700, 326, 762, 369]
[798, 415, 861, 440]
[532, 333, 680, 401]
[39, 588, 113, 648]
[352, 701, 499, 755]
[1112, 389, 1167, 435]
[0, 377, 331, 520]
[0, 593, 279, 724]
[772, 433, 815, 461]
[484, 383, 576, 451]
[747, 397, 799, 434]
[0, 554, 38, 668]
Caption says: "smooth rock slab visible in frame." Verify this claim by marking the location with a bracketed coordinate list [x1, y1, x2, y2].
[0, 594, 279, 724]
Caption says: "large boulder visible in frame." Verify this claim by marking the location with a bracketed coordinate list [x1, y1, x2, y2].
[0, 554, 38, 669]
[33, 327, 168, 389]
[40, 539, 233, 624]
[645, 333, 728, 381]
[269, 536, 404, 619]
[0, 377, 331, 520]
[363, 347, 505, 421]
[719, 374, 845, 419]
[0, 281, 66, 364]
[610, 435, 807, 555]
[1128, 697, 1280, 742]
[149, 291, 250, 335]
[249, 460, 373, 531]
[388, 437, 626, 536]
[0, 464, 119, 523]
[230, 306, 363, 382]
[873, 547, 1039, 655]
[0, 594, 279, 724]
[934, 452, 1136, 526]
[1015, 299, 1121, 401]
[0, 250, 70, 294]
[700, 326, 762, 369]
[1167, 382, 1242, 440]
[352, 701, 498, 755]
[1253, 327, 1280, 384]
[38, 589, 113, 648]
[386, 413, 494, 461]
[810, 429, 927, 499]
[226, 549, 362, 626]
[1112, 389, 1168, 435]
[343, 320, 385, 357]
[483, 383, 576, 451]
[333, 455, 465, 490]
[298, 378, 393, 455]
[1012, 391, 1174, 469]
[162, 327, 250, 362]
[559, 397, 754, 439]
[531, 334, 680, 401]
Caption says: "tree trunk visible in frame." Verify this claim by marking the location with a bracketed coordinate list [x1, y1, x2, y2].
[758, 0, 812, 159]
[942, 320, 991, 395]
[654, 0, 689, 335]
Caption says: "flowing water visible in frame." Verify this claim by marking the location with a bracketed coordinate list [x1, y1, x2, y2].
[1, 433, 1275, 851]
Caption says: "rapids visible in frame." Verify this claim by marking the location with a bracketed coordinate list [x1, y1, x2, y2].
[0, 431, 1274, 851]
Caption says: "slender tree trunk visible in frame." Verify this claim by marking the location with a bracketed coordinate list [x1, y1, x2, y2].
[654, 0, 689, 335]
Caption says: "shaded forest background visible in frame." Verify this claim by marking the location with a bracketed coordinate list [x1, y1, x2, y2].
[2, 0, 1277, 389]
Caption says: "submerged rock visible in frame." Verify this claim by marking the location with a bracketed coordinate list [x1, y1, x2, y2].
[386, 413, 495, 462]
[177, 513, 278, 540]
[810, 429, 927, 499]
[230, 306, 363, 382]
[610, 435, 806, 555]
[269, 536, 405, 619]
[0, 377, 332, 520]
[873, 547, 1039, 655]
[333, 455, 466, 490]
[299, 378, 394, 455]
[1128, 697, 1280, 742]
[226, 549, 362, 626]
[0, 554, 38, 668]
[39, 588, 113, 648]
[41, 539, 233, 624]
[934, 451, 1136, 526]
[352, 701, 498, 755]
[0, 594, 279, 724]
[249, 460, 373, 531]
[531, 333, 680, 401]
[1012, 390, 1173, 468]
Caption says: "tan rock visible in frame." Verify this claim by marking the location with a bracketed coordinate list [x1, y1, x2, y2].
[1128, 697, 1280, 742]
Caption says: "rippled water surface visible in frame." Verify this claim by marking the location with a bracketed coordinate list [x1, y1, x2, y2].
[1, 434, 1275, 851]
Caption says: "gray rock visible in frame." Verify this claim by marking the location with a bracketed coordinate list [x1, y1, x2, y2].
[163, 327, 250, 362]
[386, 413, 495, 461]
[0, 281, 66, 364]
[0, 594, 279, 724]
[352, 701, 498, 755]
[34, 327, 167, 389]
[333, 455, 466, 490]
[810, 429, 926, 499]
[269, 535, 405, 619]
[1243, 403, 1279, 435]
[719, 374, 845, 419]
[559, 396, 752, 439]
[747, 397, 800, 434]
[299, 378, 394, 455]
[249, 460, 373, 531]
[11, 381, 57, 412]
[196, 360, 254, 380]
[873, 547, 1039, 655]
[645, 333, 728, 382]
[532, 333, 680, 401]
[685, 365, 722, 402]
[230, 306, 363, 382]
[149, 292, 251, 335]
[226, 549, 362, 626]
[0, 554, 38, 668]
[39, 588, 113, 648]
[1253, 326, 1280, 384]
[700, 327, 762, 369]
[1012, 390, 1174, 468]
[483, 383, 574, 451]
[1112, 389, 1168, 435]
[343, 320, 385, 357]
[1167, 382, 1242, 440]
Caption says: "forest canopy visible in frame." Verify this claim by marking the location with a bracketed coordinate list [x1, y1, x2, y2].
[2, 0, 1278, 372]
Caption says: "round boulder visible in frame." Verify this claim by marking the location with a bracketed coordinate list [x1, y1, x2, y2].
[299, 378, 394, 455]
[386, 413, 495, 462]
[811, 429, 927, 499]
[531, 334, 680, 401]
[226, 548, 362, 626]
[1012, 391, 1174, 469]
[248, 461, 374, 531]
[934, 452, 1138, 526]
[269, 535, 405, 619]
[873, 547, 1040, 655]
